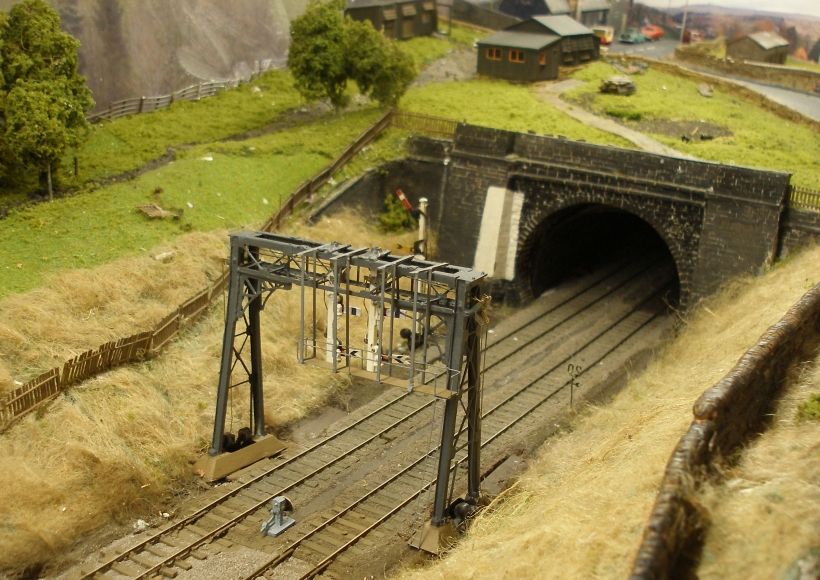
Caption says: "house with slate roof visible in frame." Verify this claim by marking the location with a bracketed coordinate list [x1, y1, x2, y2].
[345, 0, 437, 40]
[575, 0, 610, 28]
[498, 0, 570, 22]
[505, 15, 599, 65]
[726, 32, 789, 65]
[477, 31, 561, 81]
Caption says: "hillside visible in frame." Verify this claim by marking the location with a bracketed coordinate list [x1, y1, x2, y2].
[0, 0, 307, 109]
[395, 243, 820, 580]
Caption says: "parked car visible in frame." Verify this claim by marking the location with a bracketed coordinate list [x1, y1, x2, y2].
[592, 26, 615, 45]
[620, 28, 647, 44]
[641, 24, 664, 41]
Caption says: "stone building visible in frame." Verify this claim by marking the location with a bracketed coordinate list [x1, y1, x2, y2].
[505, 15, 599, 65]
[726, 32, 789, 65]
[345, 0, 437, 40]
[476, 31, 561, 81]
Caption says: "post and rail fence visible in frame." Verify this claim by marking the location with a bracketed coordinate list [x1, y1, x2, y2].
[85, 63, 279, 124]
[4, 106, 817, 433]
[789, 185, 820, 213]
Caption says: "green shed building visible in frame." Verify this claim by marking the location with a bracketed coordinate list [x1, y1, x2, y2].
[345, 0, 438, 40]
[477, 31, 561, 82]
[505, 15, 599, 65]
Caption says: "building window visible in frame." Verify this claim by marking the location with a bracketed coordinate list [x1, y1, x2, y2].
[422, 12, 430, 23]
[486, 47, 502, 60]
[509, 50, 525, 63]
[539, 51, 546, 65]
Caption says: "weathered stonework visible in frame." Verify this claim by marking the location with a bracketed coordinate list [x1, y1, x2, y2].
[316, 125, 808, 311]
[436, 125, 791, 310]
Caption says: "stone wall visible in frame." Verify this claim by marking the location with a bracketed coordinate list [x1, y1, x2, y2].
[319, 125, 805, 311]
[675, 49, 820, 95]
[630, 282, 820, 580]
[436, 124, 790, 308]
[779, 207, 820, 256]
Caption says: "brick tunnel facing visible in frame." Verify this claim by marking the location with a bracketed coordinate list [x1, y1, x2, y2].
[523, 204, 681, 306]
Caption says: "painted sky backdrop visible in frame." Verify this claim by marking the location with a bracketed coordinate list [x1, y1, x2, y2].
[639, 1, 820, 18]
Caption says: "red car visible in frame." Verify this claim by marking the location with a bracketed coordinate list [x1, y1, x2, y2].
[641, 25, 665, 41]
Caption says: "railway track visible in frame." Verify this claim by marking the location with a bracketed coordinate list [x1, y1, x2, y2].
[71, 255, 675, 580]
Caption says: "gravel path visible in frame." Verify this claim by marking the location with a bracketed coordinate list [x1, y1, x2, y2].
[536, 81, 697, 159]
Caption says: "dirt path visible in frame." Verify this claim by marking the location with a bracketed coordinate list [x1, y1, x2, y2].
[536, 80, 698, 160]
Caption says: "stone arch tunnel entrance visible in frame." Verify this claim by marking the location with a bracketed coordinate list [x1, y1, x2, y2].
[519, 204, 681, 306]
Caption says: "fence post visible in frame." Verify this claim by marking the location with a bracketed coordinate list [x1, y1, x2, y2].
[109, 102, 113, 122]
[170, 92, 175, 106]
[138, 96, 145, 114]
[197, 84, 202, 100]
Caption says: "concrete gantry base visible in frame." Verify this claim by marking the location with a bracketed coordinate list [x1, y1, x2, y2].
[415, 521, 459, 555]
[194, 436, 287, 482]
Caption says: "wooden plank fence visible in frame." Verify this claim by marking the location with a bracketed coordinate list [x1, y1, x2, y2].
[789, 185, 820, 212]
[392, 110, 459, 137]
[85, 73, 271, 124]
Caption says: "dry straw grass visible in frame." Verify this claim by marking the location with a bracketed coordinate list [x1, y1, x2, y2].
[696, 354, 820, 578]
[0, 209, 414, 576]
[0, 232, 229, 394]
[396, 243, 820, 580]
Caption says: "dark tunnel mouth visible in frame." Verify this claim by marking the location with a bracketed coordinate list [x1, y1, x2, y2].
[525, 204, 681, 305]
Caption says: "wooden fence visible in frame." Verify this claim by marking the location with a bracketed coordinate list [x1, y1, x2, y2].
[0, 270, 228, 433]
[789, 185, 820, 213]
[85, 65, 277, 124]
[392, 110, 459, 137]
[0, 108, 395, 433]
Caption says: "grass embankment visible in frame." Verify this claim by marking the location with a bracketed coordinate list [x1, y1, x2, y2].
[397, 244, 820, 580]
[402, 21, 489, 69]
[401, 79, 633, 148]
[786, 57, 820, 72]
[697, 358, 820, 579]
[0, 210, 416, 576]
[565, 61, 820, 189]
[0, 108, 390, 298]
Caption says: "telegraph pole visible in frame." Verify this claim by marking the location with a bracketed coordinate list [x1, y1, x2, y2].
[680, 0, 689, 44]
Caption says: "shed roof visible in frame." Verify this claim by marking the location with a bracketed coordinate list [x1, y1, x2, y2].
[507, 14, 593, 36]
[747, 31, 789, 50]
[346, 0, 416, 8]
[579, 0, 610, 12]
[544, 0, 571, 14]
[478, 31, 562, 49]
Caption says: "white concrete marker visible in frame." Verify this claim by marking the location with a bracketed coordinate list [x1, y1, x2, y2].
[504, 192, 525, 281]
[473, 186, 507, 276]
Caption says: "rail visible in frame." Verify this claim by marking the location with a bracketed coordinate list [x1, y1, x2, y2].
[789, 185, 820, 212]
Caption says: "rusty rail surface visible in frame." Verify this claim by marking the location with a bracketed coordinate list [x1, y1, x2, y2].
[789, 185, 820, 213]
[630, 282, 820, 580]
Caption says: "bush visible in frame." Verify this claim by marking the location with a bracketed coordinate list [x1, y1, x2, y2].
[795, 393, 820, 423]
[378, 194, 415, 233]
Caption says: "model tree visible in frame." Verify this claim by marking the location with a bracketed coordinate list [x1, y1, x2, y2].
[0, 0, 93, 201]
[288, 0, 416, 111]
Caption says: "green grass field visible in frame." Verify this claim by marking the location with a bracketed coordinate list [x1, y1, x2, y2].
[786, 57, 820, 72]
[401, 79, 633, 147]
[0, 109, 384, 297]
[566, 61, 820, 188]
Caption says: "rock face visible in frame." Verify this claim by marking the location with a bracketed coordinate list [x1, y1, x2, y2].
[0, 0, 306, 110]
